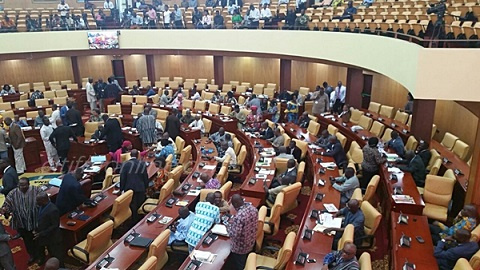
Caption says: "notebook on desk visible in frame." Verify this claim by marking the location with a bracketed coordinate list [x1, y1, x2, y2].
[129, 236, 153, 248]
[48, 178, 62, 187]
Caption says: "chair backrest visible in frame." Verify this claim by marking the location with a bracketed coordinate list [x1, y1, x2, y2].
[359, 252, 372, 270]
[441, 132, 459, 150]
[443, 169, 456, 181]
[55, 89, 68, 97]
[54, 97, 67, 106]
[182, 99, 194, 109]
[25, 111, 37, 119]
[84, 220, 114, 262]
[257, 206, 267, 252]
[456, 258, 474, 270]
[135, 95, 148, 104]
[220, 181, 232, 199]
[18, 83, 31, 92]
[203, 118, 212, 134]
[452, 140, 470, 161]
[361, 201, 382, 236]
[405, 136, 418, 151]
[237, 145, 247, 166]
[107, 104, 122, 115]
[368, 102, 381, 113]
[232, 137, 241, 154]
[423, 175, 456, 208]
[44, 91, 56, 99]
[282, 133, 291, 147]
[393, 110, 409, 124]
[327, 124, 338, 136]
[13, 100, 29, 109]
[110, 190, 133, 228]
[217, 165, 228, 185]
[236, 85, 247, 94]
[379, 105, 394, 118]
[0, 103, 12, 111]
[101, 167, 113, 191]
[307, 121, 320, 136]
[337, 224, 354, 251]
[280, 182, 301, 215]
[427, 149, 441, 171]
[470, 225, 480, 242]
[178, 145, 192, 165]
[292, 139, 308, 159]
[269, 192, 284, 236]
[131, 104, 144, 115]
[381, 128, 393, 142]
[35, 98, 49, 107]
[336, 132, 347, 148]
[350, 109, 364, 124]
[429, 158, 442, 176]
[273, 231, 296, 269]
[274, 158, 289, 175]
[296, 162, 305, 183]
[364, 175, 380, 202]
[359, 115, 373, 130]
[208, 103, 220, 114]
[194, 100, 207, 112]
[168, 165, 184, 189]
[431, 123, 437, 139]
[220, 105, 232, 115]
[369, 121, 385, 137]
[159, 179, 174, 204]
[120, 153, 131, 163]
[349, 147, 364, 164]
[138, 256, 158, 270]
[147, 229, 170, 270]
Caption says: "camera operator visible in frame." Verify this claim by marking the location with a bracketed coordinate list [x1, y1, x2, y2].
[427, 0, 446, 40]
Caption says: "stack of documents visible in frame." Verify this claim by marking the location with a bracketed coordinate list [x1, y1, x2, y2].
[212, 224, 229, 237]
[392, 195, 415, 204]
[84, 166, 101, 173]
[191, 251, 217, 264]
[313, 213, 342, 234]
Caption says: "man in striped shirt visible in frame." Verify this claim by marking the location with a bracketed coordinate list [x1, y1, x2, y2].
[1, 178, 42, 264]
[186, 193, 220, 252]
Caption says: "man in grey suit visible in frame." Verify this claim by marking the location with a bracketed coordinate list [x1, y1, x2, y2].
[0, 223, 14, 270]
[270, 159, 298, 188]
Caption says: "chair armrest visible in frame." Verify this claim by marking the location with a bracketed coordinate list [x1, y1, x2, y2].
[142, 202, 158, 213]
[261, 245, 280, 253]
[71, 245, 90, 263]
[91, 182, 103, 189]
[257, 267, 274, 270]
[355, 234, 375, 248]
[264, 221, 275, 236]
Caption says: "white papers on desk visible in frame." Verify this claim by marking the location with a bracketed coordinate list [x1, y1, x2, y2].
[255, 174, 268, 179]
[211, 224, 229, 237]
[385, 153, 399, 162]
[313, 213, 342, 234]
[350, 125, 364, 132]
[320, 162, 337, 168]
[309, 144, 321, 150]
[84, 166, 101, 173]
[392, 195, 415, 204]
[202, 165, 217, 170]
[187, 189, 201, 197]
[260, 152, 275, 158]
[259, 169, 274, 175]
[323, 203, 339, 213]
[191, 250, 217, 264]
[121, 127, 130, 131]
[388, 167, 403, 174]
[21, 126, 32, 131]
[324, 114, 335, 119]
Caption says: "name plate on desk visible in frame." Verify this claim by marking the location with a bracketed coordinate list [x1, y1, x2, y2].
[402, 129, 409, 134]
[365, 113, 372, 117]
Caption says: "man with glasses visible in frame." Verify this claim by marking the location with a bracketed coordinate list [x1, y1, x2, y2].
[322, 242, 360, 270]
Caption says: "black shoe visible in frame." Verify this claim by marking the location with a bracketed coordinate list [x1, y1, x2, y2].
[11, 234, 21, 240]
[27, 257, 35, 265]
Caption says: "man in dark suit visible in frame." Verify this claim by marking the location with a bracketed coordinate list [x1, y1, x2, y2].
[416, 140, 431, 169]
[34, 192, 63, 266]
[165, 108, 181, 140]
[286, 140, 302, 163]
[259, 122, 274, 140]
[322, 136, 347, 170]
[0, 160, 18, 196]
[0, 222, 14, 270]
[434, 229, 479, 270]
[49, 119, 77, 173]
[120, 149, 149, 222]
[398, 150, 427, 187]
[55, 168, 88, 216]
[100, 114, 123, 153]
[65, 102, 85, 137]
[270, 159, 298, 188]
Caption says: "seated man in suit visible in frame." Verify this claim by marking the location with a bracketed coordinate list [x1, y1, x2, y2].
[268, 128, 284, 148]
[264, 176, 293, 205]
[397, 150, 427, 187]
[331, 167, 360, 206]
[259, 122, 274, 140]
[270, 159, 297, 188]
[434, 229, 479, 270]
[0, 160, 18, 196]
[286, 140, 302, 163]
[315, 130, 333, 148]
[322, 136, 348, 170]
[322, 242, 360, 270]
[430, 204, 477, 245]
[35, 192, 63, 266]
[55, 168, 89, 216]
[387, 131, 405, 158]
[168, 206, 195, 245]
[324, 199, 365, 250]
[209, 127, 227, 146]
[297, 112, 310, 128]
[416, 140, 431, 169]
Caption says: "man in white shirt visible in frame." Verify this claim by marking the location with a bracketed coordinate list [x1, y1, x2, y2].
[247, 4, 260, 28]
[104, 0, 115, 9]
[85, 78, 97, 111]
[296, 0, 306, 10]
[260, 4, 272, 23]
[49, 104, 61, 129]
[130, 12, 144, 28]
[57, 0, 70, 19]
[332, 81, 346, 114]
[190, 88, 201, 101]
[214, 141, 237, 166]
[189, 115, 205, 133]
[163, 5, 172, 28]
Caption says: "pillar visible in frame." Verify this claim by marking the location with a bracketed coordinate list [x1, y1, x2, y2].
[213, 56, 224, 87]
[280, 59, 291, 91]
[345, 67, 364, 109]
[70, 56, 81, 88]
[146, 54, 155, 86]
[465, 122, 480, 213]
[410, 99, 436, 143]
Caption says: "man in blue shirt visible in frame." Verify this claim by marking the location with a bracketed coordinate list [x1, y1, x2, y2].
[55, 168, 88, 216]
[324, 199, 365, 249]
[387, 131, 405, 157]
[168, 207, 195, 245]
[434, 229, 479, 270]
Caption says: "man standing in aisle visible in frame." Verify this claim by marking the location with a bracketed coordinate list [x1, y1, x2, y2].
[100, 114, 123, 153]
[0, 160, 18, 196]
[120, 149, 149, 222]
[40, 117, 61, 172]
[1, 178, 42, 264]
[49, 119, 77, 173]
[332, 81, 346, 114]
[86, 77, 97, 111]
[4, 117, 26, 174]
[57, 0, 70, 20]
[227, 194, 258, 269]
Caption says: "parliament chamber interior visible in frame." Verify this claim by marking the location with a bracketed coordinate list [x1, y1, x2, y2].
[0, 0, 479, 270]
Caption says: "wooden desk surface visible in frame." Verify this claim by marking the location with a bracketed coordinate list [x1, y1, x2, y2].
[361, 110, 411, 143]
[430, 140, 469, 191]
[284, 123, 341, 270]
[390, 212, 438, 270]
[86, 138, 219, 270]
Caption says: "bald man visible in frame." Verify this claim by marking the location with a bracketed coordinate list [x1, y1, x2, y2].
[168, 207, 195, 245]
[227, 194, 258, 269]
[49, 118, 77, 173]
[322, 242, 359, 270]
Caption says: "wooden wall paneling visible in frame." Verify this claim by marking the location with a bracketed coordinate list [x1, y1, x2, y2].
[291, 61, 347, 91]
[124, 55, 147, 82]
[370, 72, 409, 110]
[0, 57, 73, 87]
[154, 55, 214, 81]
[77, 55, 113, 82]
[223, 56, 280, 86]
[291, 61, 308, 90]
